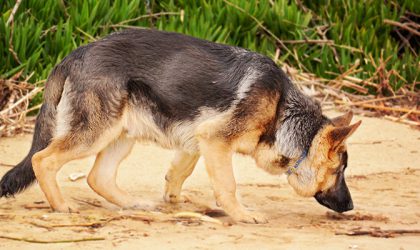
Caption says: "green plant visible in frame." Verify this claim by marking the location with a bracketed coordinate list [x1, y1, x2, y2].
[0, 0, 418, 105]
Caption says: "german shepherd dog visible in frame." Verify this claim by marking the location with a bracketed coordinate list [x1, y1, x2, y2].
[0, 29, 361, 223]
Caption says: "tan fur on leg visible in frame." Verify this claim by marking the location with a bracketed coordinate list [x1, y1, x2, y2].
[32, 119, 126, 212]
[32, 142, 84, 213]
[198, 137, 268, 224]
[87, 135, 153, 210]
[164, 151, 199, 203]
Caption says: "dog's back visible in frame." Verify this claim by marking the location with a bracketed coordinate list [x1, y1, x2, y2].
[80, 28, 288, 118]
[56, 29, 290, 151]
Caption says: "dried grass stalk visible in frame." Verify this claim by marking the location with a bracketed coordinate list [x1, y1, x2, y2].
[282, 64, 419, 129]
[0, 72, 43, 137]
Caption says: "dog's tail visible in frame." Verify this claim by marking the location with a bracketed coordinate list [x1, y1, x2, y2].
[0, 66, 68, 197]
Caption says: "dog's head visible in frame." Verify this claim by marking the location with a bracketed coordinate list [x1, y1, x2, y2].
[253, 111, 360, 213]
[287, 111, 360, 212]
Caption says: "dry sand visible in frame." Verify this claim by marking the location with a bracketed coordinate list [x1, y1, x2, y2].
[0, 112, 419, 249]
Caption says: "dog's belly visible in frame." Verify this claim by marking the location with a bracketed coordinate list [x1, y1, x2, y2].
[122, 108, 199, 152]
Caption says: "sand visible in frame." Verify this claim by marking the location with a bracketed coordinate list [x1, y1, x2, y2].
[0, 112, 419, 249]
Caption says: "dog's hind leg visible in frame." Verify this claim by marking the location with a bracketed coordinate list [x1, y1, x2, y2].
[87, 135, 152, 210]
[32, 143, 78, 213]
[32, 77, 130, 212]
[164, 151, 199, 203]
[32, 134, 117, 213]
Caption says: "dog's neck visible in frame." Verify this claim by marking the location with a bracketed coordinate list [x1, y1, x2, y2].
[275, 88, 326, 158]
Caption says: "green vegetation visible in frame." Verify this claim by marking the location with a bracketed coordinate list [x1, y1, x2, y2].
[1, 0, 418, 101]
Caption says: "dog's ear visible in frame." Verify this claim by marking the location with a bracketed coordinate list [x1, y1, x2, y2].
[328, 120, 361, 152]
[331, 111, 353, 127]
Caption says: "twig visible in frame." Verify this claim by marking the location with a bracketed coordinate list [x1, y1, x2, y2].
[0, 76, 42, 137]
[28, 222, 54, 230]
[23, 204, 51, 210]
[395, 30, 417, 56]
[273, 48, 280, 64]
[281, 39, 333, 44]
[7, 28, 21, 64]
[27, 216, 125, 230]
[0, 87, 43, 116]
[173, 211, 225, 226]
[118, 12, 180, 25]
[6, 0, 22, 26]
[108, 24, 148, 30]
[343, 75, 382, 88]
[316, 26, 341, 70]
[6, 0, 23, 64]
[334, 79, 368, 94]
[384, 115, 420, 127]
[344, 95, 405, 106]
[335, 228, 420, 238]
[335, 100, 420, 114]
[384, 19, 420, 37]
[326, 211, 388, 222]
[0, 235, 105, 243]
[72, 197, 103, 208]
[22, 211, 227, 233]
[49, 221, 110, 228]
[0, 162, 14, 167]
[6, 103, 42, 118]
[328, 60, 361, 90]
[331, 43, 364, 53]
[75, 27, 96, 42]
[405, 10, 420, 18]
[104, 12, 180, 31]
[326, 71, 377, 88]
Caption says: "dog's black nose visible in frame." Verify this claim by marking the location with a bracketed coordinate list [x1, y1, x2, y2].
[331, 200, 353, 213]
[332, 198, 353, 213]
[314, 192, 353, 213]
[346, 200, 354, 211]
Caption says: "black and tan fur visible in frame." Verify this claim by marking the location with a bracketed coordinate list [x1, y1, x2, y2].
[0, 29, 361, 223]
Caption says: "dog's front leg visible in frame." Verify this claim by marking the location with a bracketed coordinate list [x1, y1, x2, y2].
[198, 138, 268, 224]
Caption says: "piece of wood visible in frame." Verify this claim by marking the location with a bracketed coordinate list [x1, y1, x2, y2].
[335, 100, 420, 115]
[0, 162, 14, 167]
[384, 19, 420, 36]
[344, 95, 405, 105]
[336, 228, 420, 238]
[0, 235, 105, 243]
[23, 204, 51, 210]
[6, 0, 23, 26]
[281, 39, 334, 44]
[173, 211, 225, 226]
[0, 87, 43, 116]
[71, 197, 103, 208]
[383, 115, 420, 127]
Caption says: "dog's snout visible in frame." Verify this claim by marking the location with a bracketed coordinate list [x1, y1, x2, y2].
[346, 199, 354, 211]
[314, 189, 353, 213]
[332, 200, 353, 213]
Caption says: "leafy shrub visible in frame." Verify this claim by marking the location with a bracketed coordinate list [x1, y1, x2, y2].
[0, 0, 418, 103]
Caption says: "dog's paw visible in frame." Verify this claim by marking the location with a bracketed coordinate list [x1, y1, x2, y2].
[163, 192, 190, 204]
[163, 192, 178, 203]
[53, 203, 79, 213]
[232, 210, 268, 224]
